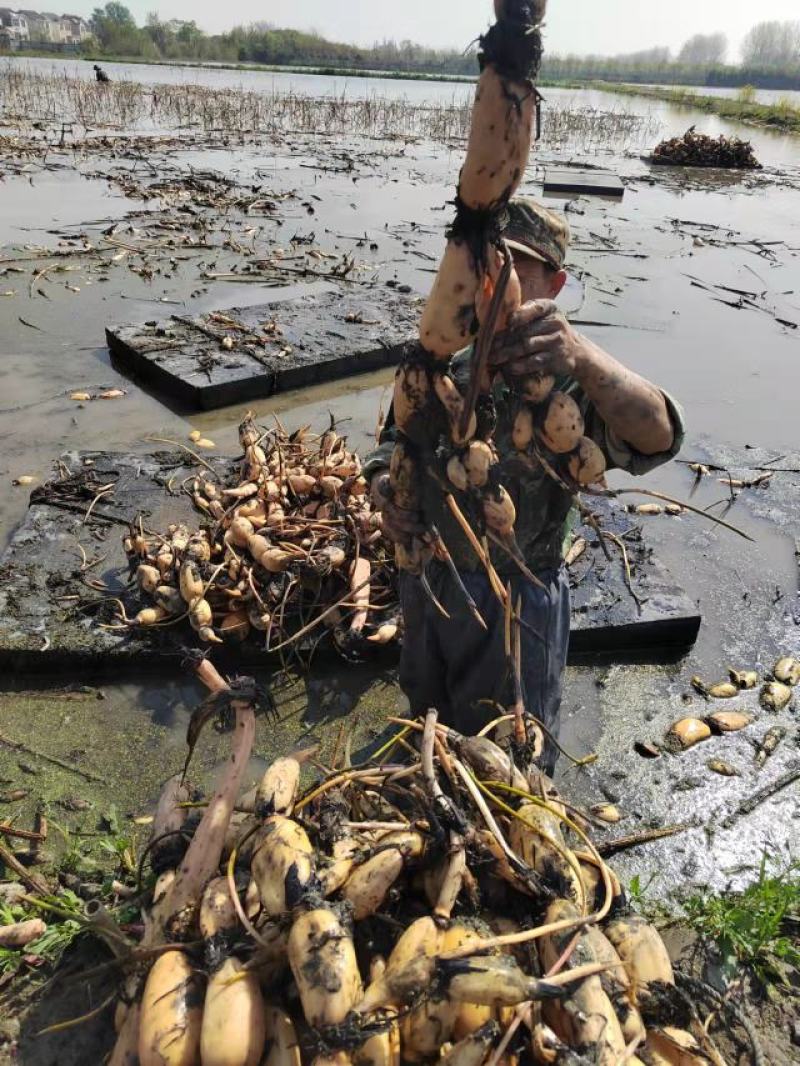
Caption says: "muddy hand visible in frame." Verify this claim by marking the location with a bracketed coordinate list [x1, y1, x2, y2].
[490, 299, 583, 380]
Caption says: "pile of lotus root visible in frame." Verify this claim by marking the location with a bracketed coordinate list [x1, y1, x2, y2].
[105, 658, 738, 1066]
[120, 414, 396, 657]
[388, 0, 608, 582]
[652, 130, 761, 170]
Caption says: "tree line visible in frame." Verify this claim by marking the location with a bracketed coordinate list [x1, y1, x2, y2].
[66, 7, 800, 90]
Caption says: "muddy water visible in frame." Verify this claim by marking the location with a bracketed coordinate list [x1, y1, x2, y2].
[5, 55, 800, 161]
[0, 70, 799, 911]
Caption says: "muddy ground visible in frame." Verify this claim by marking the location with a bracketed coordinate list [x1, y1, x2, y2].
[0, 70, 799, 1060]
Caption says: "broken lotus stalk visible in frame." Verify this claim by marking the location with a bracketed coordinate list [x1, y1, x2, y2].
[389, 1, 548, 573]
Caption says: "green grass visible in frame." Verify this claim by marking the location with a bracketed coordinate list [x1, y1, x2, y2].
[680, 857, 800, 989]
[0, 890, 84, 978]
[626, 856, 800, 991]
[0, 807, 142, 998]
[594, 82, 800, 135]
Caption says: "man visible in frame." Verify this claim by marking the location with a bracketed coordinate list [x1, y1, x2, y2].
[366, 199, 684, 770]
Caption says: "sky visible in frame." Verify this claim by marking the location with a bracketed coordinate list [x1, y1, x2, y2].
[77, 0, 799, 60]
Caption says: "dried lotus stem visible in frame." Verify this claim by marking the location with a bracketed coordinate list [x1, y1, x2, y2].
[458, 244, 513, 443]
[485, 779, 614, 921]
[431, 525, 488, 630]
[444, 493, 507, 606]
[451, 757, 524, 878]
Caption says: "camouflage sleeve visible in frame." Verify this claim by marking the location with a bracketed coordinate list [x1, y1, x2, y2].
[578, 387, 686, 476]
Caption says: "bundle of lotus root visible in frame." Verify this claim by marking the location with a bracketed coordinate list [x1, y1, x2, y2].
[106, 668, 733, 1066]
[387, 1, 607, 584]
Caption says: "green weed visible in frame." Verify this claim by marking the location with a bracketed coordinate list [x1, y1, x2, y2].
[0, 890, 84, 978]
[681, 856, 800, 988]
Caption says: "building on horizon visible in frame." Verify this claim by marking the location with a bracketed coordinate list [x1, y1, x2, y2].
[0, 6, 90, 49]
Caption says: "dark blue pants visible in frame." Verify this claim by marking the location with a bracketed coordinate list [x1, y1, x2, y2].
[398, 566, 570, 774]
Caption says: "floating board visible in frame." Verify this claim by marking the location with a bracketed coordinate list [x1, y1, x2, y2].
[0, 454, 699, 676]
[106, 287, 419, 411]
[543, 167, 625, 198]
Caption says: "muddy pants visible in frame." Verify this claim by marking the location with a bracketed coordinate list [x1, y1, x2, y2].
[398, 565, 570, 774]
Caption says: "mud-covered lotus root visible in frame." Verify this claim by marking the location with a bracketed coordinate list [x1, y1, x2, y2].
[705, 711, 752, 734]
[567, 437, 607, 486]
[519, 371, 555, 404]
[774, 656, 800, 686]
[483, 485, 516, 536]
[393, 363, 431, 433]
[462, 441, 495, 488]
[512, 406, 535, 452]
[760, 681, 792, 712]
[447, 454, 470, 492]
[538, 392, 584, 454]
[434, 372, 478, 446]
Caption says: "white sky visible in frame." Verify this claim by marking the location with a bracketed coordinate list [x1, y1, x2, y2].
[79, 0, 799, 60]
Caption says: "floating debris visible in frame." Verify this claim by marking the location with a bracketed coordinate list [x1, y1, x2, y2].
[653, 129, 761, 170]
[707, 759, 740, 778]
[665, 718, 712, 752]
[705, 711, 753, 735]
[773, 657, 800, 687]
[760, 681, 793, 712]
[728, 668, 758, 690]
[754, 726, 786, 768]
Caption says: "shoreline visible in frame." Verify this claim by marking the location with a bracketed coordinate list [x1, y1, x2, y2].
[596, 82, 800, 136]
[3, 52, 481, 83]
[3, 49, 799, 94]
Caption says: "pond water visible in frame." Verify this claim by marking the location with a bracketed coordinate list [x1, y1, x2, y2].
[3, 56, 800, 167]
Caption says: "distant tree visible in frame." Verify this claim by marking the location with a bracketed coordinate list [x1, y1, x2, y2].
[678, 33, 727, 66]
[615, 46, 672, 66]
[173, 20, 203, 52]
[90, 2, 136, 45]
[741, 20, 800, 70]
[144, 13, 172, 54]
